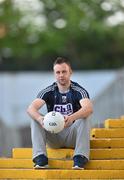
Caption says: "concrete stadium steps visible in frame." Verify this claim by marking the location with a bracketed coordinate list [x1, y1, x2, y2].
[12, 139, 124, 159]
[1, 118, 124, 179]
[1, 158, 124, 170]
[12, 148, 124, 160]
[91, 138, 124, 148]
[91, 119, 124, 138]
[91, 128, 124, 138]
[1, 169, 124, 179]
[105, 118, 124, 128]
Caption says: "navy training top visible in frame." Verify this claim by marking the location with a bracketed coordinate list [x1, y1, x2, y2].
[37, 81, 90, 116]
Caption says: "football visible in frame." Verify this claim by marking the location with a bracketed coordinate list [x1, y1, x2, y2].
[43, 111, 65, 133]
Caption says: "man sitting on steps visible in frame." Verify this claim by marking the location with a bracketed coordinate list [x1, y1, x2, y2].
[27, 57, 93, 170]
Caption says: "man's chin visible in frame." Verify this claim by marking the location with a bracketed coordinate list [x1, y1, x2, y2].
[58, 81, 66, 86]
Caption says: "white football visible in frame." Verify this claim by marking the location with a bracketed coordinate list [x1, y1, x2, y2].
[43, 111, 65, 133]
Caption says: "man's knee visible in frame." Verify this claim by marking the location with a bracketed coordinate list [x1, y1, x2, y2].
[74, 118, 90, 130]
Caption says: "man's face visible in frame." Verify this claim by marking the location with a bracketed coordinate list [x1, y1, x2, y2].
[53, 63, 72, 86]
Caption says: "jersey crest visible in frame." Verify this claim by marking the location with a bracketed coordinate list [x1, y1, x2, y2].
[62, 95, 67, 103]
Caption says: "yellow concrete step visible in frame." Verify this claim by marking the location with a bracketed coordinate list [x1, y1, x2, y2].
[91, 128, 124, 138]
[1, 169, 124, 179]
[1, 158, 124, 170]
[105, 119, 124, 128]
[12, 139, 124, 161]
[13, 148, 73, 159]
[91, 138, 124, 148]
[13, 148, 124, 159]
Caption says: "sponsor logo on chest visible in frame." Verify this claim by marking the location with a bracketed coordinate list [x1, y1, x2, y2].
[53, 103, 73, 115]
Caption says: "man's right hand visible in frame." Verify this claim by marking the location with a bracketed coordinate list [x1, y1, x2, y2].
[37, 116, 44, 127]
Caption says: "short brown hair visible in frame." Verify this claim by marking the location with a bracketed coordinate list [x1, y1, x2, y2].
[53, 57, 71, 69]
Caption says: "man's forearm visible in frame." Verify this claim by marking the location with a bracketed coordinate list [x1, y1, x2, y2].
[27, 106, 44, 123]
[70, 107, 93, 122]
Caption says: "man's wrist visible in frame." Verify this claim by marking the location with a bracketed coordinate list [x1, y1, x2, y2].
[37, 116, 44, 123]
[69, 114, 75, 123]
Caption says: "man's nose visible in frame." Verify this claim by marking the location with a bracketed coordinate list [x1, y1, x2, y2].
[59, 72, 64, 76]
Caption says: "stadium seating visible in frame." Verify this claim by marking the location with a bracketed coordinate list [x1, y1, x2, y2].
[0, 118, 124, 179]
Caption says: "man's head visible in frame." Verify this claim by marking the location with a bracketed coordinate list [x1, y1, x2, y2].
[53, 57, 72, 86]
[53, 57, 71, 69]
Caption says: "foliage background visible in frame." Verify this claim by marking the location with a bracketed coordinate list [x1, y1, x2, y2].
[0, 0, 124, 71]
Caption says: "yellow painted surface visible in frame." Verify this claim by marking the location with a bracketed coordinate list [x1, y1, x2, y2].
[105, 119, 124, 128]
[90, 148, 124, 159]
[91, 138, 124, 148]
[13, 148, 32, 159]
[12, 148, 73, 159]
[12, 139, 124, 160]
[91, 128, 124, 138]
[12, 148, 124, 160]
[2, 124, 124, 179]
[0, 179, 97, 180]
[1, 158, 124, 170]
[0, 158, 33, 168]
[1, 169, 124, 179]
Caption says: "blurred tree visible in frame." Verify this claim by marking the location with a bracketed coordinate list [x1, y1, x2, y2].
[0, 0, 124, 70]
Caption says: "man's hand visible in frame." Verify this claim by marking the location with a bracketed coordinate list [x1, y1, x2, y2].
[64, 115, 74, 127]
